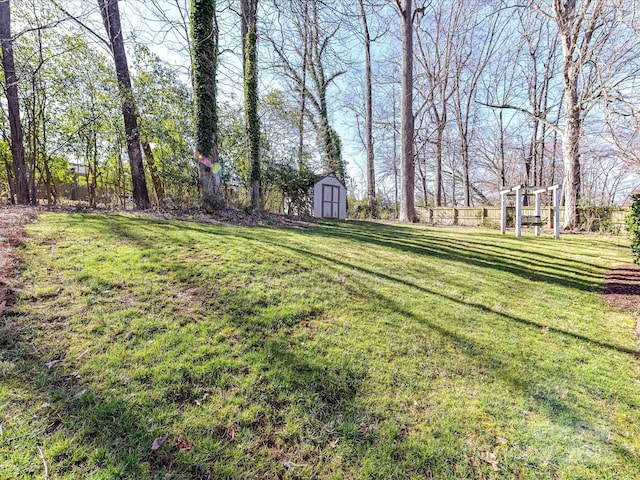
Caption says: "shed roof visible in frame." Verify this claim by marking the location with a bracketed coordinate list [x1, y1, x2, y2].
[314, 172, 347, 189]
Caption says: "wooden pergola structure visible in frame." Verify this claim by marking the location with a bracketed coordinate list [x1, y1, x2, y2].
[499, 185, 561, 239]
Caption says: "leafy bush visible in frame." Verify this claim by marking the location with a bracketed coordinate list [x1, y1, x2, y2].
[626, 194, 640, 263]
[580, 204, 613, 232]
[265, 164, 316, 217]
[347, 197, 383, 220]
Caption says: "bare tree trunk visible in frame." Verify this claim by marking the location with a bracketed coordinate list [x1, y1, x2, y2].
[98, 0, 151, 209]
[1, 134, 16, 201]
[297, 1, 309, 170]
[499, 110, 506, 188]
[308, 0, 345, 182]
[434, 125, 443, 206]
[399, 0, 416, 222]
[358, 0, 376, 217]
[552, 0, 604, 229]
[141, 140, 165, 203]
[562, 71, 582, 229]
[0, 0, 30, 205]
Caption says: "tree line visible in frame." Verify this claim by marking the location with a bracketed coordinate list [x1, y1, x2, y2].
[1, 0, 639, 229]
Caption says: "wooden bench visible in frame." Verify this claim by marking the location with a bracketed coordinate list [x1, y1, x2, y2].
[521, 215, 544, 226]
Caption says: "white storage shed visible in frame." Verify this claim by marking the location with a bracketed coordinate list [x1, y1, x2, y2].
[313, 173, 347, 220]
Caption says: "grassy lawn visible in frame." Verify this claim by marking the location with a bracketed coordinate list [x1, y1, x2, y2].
[1, 212, 639, 479]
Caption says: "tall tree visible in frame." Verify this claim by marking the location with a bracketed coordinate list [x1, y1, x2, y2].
[415, 1, 462, 207]
[0, 0, 30, 204]
[452, 2, 503, 206]
[535, 0, 638, 228]
[267, 0, 346, 182]
[191, 0, 223, 208]
[240, 0, 260, 209]
[388, 0, 422, 221]
[357, 0, 376, 217]
[97, 0, 151, 209]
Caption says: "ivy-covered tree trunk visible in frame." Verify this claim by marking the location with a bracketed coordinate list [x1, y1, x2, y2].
[307, 0, 345, 183]
[97, 0, 151, 210]
[0, 0, 30, 205]
[240, 0, 260, 209]
[191, 0, 224, 209]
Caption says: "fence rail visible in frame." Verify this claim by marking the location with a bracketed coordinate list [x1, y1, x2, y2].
[415, 206, 628, 232]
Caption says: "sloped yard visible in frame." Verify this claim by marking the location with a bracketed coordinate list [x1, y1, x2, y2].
[1, 212, 639, 479]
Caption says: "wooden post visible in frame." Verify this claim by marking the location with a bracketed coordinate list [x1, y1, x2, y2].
[514, 185, 522, 237]
[533, 188, 545, 237]
[551, 185, 560, 240]
[499, 188, 510, 235]
[534, 192, 541, 236]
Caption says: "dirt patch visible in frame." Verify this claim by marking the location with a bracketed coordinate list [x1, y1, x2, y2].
[603, 264, 640, 313]
[0, 206, 37, 309]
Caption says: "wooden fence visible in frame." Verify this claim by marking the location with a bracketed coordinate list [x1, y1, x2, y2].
[415, 206, 628, 232]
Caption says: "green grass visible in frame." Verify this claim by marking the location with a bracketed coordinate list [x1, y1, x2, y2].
[1, 213, 639, 479]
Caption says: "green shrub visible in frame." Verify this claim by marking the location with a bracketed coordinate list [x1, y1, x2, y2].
[626, 194, 640, 263]
[580, 204, 613, 232]
[347, 197, 371, 219]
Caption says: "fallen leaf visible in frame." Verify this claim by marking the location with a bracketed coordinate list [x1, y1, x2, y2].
[124, 331, 134, 341]
[151, 434, 169, 451]
[76, 348, 90, 361]
[74, 388, 88, 399]
[0, 300, 6, 314]
[224, 426, 236, 442]
[45, 360, 61, 369]
[361, 422, 376, 434]
[280, 459, 307, 469]
[481, 451, 500, 471]
[177, 435, 193, 451]
[329, 438, 339, 448]
[469, 458, 479, 469]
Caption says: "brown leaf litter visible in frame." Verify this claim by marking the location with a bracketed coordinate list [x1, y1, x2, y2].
[0, 206, 37, 310]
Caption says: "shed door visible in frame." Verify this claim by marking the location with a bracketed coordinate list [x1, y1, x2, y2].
[322, 185, 340, 218]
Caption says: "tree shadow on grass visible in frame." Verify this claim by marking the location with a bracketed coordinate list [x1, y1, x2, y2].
[305, 221, 608, 293]
[1, 235, 373, 480]
[21, 213, 638, 476]
[251, 237, 639, 359]
[1, 307, 373, 478]
[0, 313, 163, 478]
[56, 213, 604, 293]
[77, 214, 632, 357]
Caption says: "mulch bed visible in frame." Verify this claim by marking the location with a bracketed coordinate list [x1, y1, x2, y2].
[603, 264, 640, 337]
[603, 264, 640, 312]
